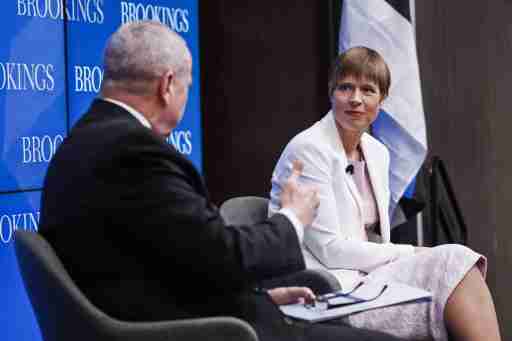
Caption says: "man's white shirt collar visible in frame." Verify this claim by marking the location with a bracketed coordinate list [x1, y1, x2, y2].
[102, 97, 152, 129]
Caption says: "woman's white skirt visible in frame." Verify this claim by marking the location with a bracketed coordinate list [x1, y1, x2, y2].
[342, 244, 486, 341]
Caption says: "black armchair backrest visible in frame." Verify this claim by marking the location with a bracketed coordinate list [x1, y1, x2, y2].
[14, 230, 259, 341]
[219, 196, 341, 294]
[220, 196, 269, 226]
[14, 230, 120, 340]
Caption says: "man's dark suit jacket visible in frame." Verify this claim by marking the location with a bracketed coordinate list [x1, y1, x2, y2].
[39, 100, 400, 341]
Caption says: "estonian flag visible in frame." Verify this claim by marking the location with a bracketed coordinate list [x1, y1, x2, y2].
[339, 0, 427, 220]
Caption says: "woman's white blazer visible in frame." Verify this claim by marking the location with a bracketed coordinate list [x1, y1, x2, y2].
[269, 112, 414, 285]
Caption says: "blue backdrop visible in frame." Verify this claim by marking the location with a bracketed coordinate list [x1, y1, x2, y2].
[0, 1, 201, 340]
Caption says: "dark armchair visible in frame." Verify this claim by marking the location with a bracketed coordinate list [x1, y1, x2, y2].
[220, 196, 341, 294]
[14, 230, 258, 341]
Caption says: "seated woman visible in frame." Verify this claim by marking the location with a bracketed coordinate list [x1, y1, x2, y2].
[268, 46, 501, 341]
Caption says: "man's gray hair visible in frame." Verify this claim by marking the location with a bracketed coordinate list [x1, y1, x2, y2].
[102, 20, 190, 94]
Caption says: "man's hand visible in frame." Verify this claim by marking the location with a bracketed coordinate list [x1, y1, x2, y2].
[267, 286, 316, 305]
[280, 160, 319, 227]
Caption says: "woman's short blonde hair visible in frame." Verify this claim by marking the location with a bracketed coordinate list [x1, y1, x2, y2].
[328, 46, 391, 98]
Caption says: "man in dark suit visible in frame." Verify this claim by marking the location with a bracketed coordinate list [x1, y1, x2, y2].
[39, 21, 400, 341]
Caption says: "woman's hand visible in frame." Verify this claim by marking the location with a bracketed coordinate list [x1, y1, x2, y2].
[267, 286, 316, 305]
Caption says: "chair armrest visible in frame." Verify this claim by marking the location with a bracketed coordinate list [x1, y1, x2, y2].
[262, 269, 341, 294]
[109, 316, 259, 341]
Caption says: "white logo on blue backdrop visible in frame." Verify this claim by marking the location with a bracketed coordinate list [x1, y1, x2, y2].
[1, 2, 201, 341]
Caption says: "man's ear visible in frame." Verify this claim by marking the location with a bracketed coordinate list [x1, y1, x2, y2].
[159, 69, 174, 104]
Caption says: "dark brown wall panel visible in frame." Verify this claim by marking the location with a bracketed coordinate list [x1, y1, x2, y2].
[416, 1, 511, 337]
[200, 1, 331, 205]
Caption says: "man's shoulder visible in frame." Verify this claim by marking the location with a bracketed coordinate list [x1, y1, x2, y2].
[50, 101, 189, 183]
[69, 101, 169, 156]
[73, 100, 147, 137]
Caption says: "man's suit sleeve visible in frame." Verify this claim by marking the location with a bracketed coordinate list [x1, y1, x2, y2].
[110, 136, 305, 293]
